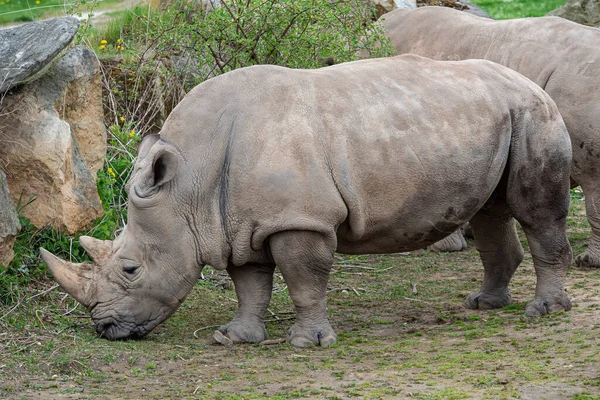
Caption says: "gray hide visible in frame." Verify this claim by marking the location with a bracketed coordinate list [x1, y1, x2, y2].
[42, 55, 572, 346]
[383, 6, 600, 267]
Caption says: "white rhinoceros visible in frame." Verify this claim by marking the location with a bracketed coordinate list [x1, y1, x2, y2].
[41, 55, 573, 346]
[382, 6, 600, 267]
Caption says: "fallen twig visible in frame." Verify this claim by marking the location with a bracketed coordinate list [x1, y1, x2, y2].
[193, 325, 221, 339]
[402, 297, 433, 304]
[260, 338, 286, 345]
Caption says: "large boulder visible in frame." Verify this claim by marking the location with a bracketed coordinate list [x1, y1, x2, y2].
[0, 46, 104, 234]
[374, 0, 417, 17]
[548, 0, 600, 26]
[417, 0, 492, 18]
[0, 170, 20, 267]
[51, 46, 107, 175]
[0, 17, 80, 93]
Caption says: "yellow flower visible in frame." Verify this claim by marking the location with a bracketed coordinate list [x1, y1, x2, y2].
[108, 168, 116, 178]
[117, 45, 122, 50]
[207, 383, 212, 387]
[117, 38, 122, 43]
[129, 130, 135, 138]
[123, 375, 128, 379]
[99, 199, 102, 204]
[99, 45, 105, 50]
[100, 39, 107, 44]
[35, 0, 40, 4]
[120, 117, 125, 122]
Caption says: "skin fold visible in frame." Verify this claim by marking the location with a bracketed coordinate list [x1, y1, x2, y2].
[42, 55, 573, 346]
[382, 6, 600, 267]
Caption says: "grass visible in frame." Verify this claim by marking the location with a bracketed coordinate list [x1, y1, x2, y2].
[1, 196, 598, 398]
[470, 0, 568, 19]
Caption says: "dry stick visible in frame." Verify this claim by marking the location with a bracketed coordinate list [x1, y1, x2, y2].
[26, 284, 59, 302]
[333, 264, 376, 270]
[402, 297, 433, 305]
[260, 338, 286, 345]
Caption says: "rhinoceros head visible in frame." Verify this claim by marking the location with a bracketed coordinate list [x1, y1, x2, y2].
[40, 138, 203, 339]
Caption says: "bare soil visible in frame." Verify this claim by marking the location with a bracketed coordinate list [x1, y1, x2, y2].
[1, 198, 599, 399]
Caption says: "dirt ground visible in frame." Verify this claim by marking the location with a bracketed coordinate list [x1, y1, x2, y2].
[1, 210, 600, 399]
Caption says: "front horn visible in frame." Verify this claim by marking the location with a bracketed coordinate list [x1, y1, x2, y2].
[39, 248, 95, 308]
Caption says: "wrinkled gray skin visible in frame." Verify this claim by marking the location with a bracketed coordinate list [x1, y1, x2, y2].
[382, 6, 600, 267]
[41, 55, 573, 346]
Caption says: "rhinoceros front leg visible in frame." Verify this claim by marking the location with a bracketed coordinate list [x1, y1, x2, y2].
[218, 263, 275, 343]
[466, 211, 524, 310]
[428, 229, 468, 252]
[270, 230, 337, 347]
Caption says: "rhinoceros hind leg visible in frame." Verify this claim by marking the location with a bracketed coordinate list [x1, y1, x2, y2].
[507, 142, 572, 316]
[574, 184, 600, 268]
[218, 263, 275, 343]
[467, 202, 523, 310]
[428, 230, 468, 252]
[269, 230, 337, 347]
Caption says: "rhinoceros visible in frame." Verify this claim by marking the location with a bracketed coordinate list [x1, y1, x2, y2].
[40, 55, 573, 346]
[382, 6, 600, 266]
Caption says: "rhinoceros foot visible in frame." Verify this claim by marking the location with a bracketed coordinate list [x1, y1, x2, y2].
[287, 322, 337, 347]
[218, 319, 268, 343]
[465, 290, 511, 310]
[574, 250, 600, 268]
[525, 293, 572, 317]
[428, 230, 468, 252]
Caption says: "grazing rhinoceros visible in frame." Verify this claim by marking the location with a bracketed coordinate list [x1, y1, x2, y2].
[40, 55, 573, 346]
[382, 6, 600, 267]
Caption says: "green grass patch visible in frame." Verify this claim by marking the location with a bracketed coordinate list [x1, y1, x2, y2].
[470, 0, 567, 19]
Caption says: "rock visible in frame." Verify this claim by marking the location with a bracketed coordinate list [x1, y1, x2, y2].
[375, 0, 417, 17]
[51, 46, 107, 175]
[0, 17, 80, 94]
[0, 170, 20, 267]
[0, 46, 104, 234]
[548, 0, 600, 26]
[458, 1, 492, 18]
[417, 0, 492, 19]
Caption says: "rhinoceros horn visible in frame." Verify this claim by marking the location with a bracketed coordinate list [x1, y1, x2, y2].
[39, 236, 112, 308]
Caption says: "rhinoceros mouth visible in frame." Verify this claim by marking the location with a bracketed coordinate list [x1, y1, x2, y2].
[94, 317, 147, 340]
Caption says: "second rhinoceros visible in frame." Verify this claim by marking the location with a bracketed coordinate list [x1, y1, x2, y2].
[382, 6, 600, 265]
[41, 55, 573, 346]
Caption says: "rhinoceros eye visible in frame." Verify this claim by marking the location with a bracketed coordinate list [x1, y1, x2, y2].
[122, 260, 140, 277]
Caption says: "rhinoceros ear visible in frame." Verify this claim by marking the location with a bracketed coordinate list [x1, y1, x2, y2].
[137, 134, 160, 161]
[134, 142, 180, 198]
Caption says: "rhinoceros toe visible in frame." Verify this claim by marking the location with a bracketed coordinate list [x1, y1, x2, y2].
[575, 250, 600, 268]
[525, 293, 572, 317]
[465, 291, 511, 310]
[287, 322, 337, 347]
[218, 320, 268, 343]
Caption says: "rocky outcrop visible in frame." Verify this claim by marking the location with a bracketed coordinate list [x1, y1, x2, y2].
[548, 0, 600, 26]
[457, 1, 492, 18]
[0, 45, 104, 234]
[374, 0, 417, 17]
[52, 46, 107, 175]
[417, 0, 492, 18]
[0, 170, 20, 267]
[0, 17, 80, 93]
